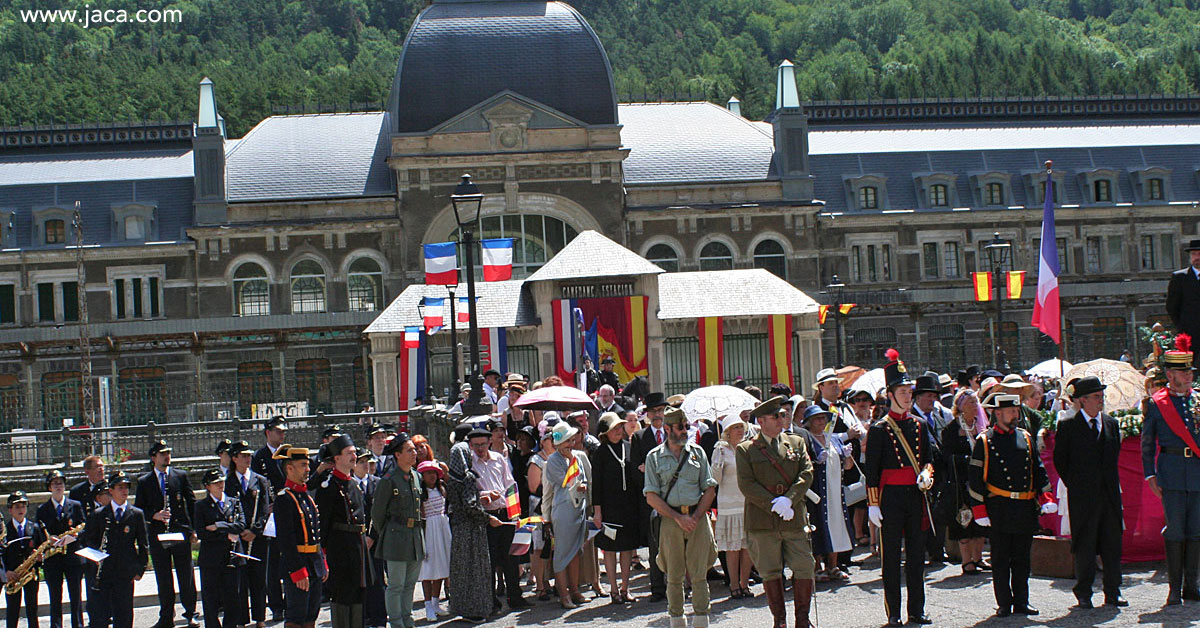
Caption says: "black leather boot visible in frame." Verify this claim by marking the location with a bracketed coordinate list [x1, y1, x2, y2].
[1166, 540, 1185, 606]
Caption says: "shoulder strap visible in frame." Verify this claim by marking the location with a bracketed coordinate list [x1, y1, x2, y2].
[885, 416, 924, 475]
[1153, 389, 1200, 454]
[755, 438, 797, 486]
[661, 447, 692, 502]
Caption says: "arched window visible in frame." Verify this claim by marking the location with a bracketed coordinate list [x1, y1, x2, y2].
[698, 241, 733, 271]
[41, 371, 81, 429]
[1092, 316, 1127, 360]
[449, 214, 578, 279]
[117, 367, 165, 426]
[926, 324, 965, 374]
[290, 260, 326, 313]
[1094, 179, 1113, 203]
[646, 243, 679, 273]
[999, 321, 1021, 370]
[237, 361, 274, 417]
[295, 358, 331, 413]
[347, 258, 383, 312]
[233, 263, 270, 317]
[752, 239, 787, 279]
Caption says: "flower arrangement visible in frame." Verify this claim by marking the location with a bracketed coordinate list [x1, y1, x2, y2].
[116, 447, 133, 463]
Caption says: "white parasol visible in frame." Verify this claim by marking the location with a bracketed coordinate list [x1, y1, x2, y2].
[680, 385, 760, 424]
[1062, 358, 1147, 412]
[848, 368, 887, 395]
[1025, 358, 1073, 378]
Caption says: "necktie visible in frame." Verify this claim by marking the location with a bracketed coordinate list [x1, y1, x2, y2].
[115, 507, 122, 520]
[17, 522, 23, 538]
[57, 503, 63, 519]
[1092, 418, 1101, 438]
[160, 472, 167, 496]
[655, 429, 663, 445]
[242, 476, 248, 493]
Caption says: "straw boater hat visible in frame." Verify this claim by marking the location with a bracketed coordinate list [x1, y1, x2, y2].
[813, 368, 839, 390]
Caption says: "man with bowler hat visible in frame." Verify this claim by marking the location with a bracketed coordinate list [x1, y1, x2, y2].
[1167, 239, 1200, 368]
[633, 391, 670, 603]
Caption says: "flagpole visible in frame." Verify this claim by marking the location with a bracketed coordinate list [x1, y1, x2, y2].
[1046, 158, 1065, 382]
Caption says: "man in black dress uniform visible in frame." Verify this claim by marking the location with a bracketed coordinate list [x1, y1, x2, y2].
[4, 490, 46, 628]
[80, 472, 148, 628]
[865, 349, 938, 627]
[228, 440, 272, 627]
[1166, 239, 1200, 368]
[69, 456, 107, 628]
[273, 444, 327, 628]
[252, 416, 289, 620]
[314, 434, 372, 628]
[1053, 375, 1127, 608]
[969, 394, 1058, 617]
[194, 468, 248, 628]
[135, 440, 199, 628]
[37, 470, 87, 628]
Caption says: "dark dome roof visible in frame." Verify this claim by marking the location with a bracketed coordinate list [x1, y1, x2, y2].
[389, 1, 617, 133]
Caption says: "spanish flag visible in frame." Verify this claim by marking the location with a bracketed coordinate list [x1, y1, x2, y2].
[1006, 271, 1026, 300]
[972, 272, 993, 301]
[768, 314, 795, 388]
[562, 456, 580, 488]
[698, 317, 724, 386]
[504, 484, 521, 520]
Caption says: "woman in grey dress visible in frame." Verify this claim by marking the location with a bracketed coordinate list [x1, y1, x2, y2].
[542, 422, 590, 609]
[446, 441, 495, 622]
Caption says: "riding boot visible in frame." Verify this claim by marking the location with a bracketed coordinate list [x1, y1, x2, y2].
[763, 578, 787, 628]
[1166, 540, 1184, 606]
[1185, 539, 1200, 601]
[793, 578, 814, 628]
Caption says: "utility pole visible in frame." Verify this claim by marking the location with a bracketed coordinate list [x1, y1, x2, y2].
[72, 202, 95, 426]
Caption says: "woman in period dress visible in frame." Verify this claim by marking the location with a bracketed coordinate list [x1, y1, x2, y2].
[800, 404, 855, 582]
[525, 420, 557, 600]
[943, 389, 990, 574]
[445, 441, 496, 622]
[591, 412, 642, 605]
[542, 422, 591, 609]
[710, 414, 753, 598]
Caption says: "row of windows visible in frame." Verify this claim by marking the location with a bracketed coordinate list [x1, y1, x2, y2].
[853, 175, 1166, 211]
[233, 257, 384, 317]
[17, 208, 154, 247]
[645, 239, 788, 279]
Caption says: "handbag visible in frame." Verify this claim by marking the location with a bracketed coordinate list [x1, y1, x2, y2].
[844, 457, 867, 506]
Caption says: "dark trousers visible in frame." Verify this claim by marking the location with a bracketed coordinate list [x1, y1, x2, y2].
[149, 541, 197, 623]
[44, 558, 84, 628]
[1072, 501, 1123, 601]
[364, 557, 387, 626]
[92, 579, 134, 628]
[484, 511, 521, 605]
[83, 563, 99, 628]
[245, 544, 270, 623]
[646, 511, 665, 595]
[1162, 488, 1200, 541]
[200, 563, 246, 628]
[5, 580, 39, 628]
[989, 530, 1033, 609]
[880, 486, 926, 619]
[266, 540, 285, 616]
[283, 572, 323, 624]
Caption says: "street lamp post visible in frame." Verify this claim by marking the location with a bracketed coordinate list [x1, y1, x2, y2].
[985, 232, 1012, 372]
[825, 275, 847, 367]
[450, 174, 488, 417]
[447, 285, 460, 392]
[415, 299, 435, 404]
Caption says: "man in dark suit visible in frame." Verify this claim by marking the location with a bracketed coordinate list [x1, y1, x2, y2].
[228, 440, 271, 628]
[69, 455, 107, 628]
[194, 468, 248, 628]
[135, 440, 200, 628]
[37, 470, 87, 628]
[1052, 376, 1127, 608]
[251, 416, 288, 620]
[1166, 239, 1200, 368]
[353, 450, 386, 628]
[632, 391, 670, 604]
[80, 472, 149, 628]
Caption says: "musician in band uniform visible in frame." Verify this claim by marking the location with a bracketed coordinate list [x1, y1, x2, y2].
[80, 472, 148, 628]
[228, 440, 272, 627]
[135, 440, 199, 628]
[37, 470, 86, 628]
[4, 491, 45, 628]
[195, 468, 249, 628]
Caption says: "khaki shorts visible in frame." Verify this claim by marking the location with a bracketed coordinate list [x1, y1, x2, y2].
[747, 528, 815, 580]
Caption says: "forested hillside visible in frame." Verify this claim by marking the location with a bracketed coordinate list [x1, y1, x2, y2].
[2, 0, 1199, 135]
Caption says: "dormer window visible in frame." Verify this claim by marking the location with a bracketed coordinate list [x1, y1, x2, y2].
[1148, 178, 1164, 200]
[1076, 169, 1119, 204]
[1094, 179, 1112, 203]
[985, 183, 1003, 205]
[930, 184, 948, 207]
[1131, 168, 1171, 203]
[915, 174, 957, 209]
[44, 219, 65, 244]
[971, 172, 1012, 207]
[846, 175, 888, 211]
[112, 204, 156, 242]
[859, 186, 878, 209]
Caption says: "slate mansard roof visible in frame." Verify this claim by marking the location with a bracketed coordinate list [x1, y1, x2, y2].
[389, 0, 618, 133]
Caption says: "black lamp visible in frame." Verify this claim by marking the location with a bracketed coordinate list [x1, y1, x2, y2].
[450, 174, 488, 417]
[984, 232, 1013, 371]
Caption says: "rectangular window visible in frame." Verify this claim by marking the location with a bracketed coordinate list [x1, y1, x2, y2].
[132, 278, 143, 318]
[1141, 235, 1156, 270]
[859, 186, 878, 210]
[62, 282, 78, 322]
[930, 184, 948, 207]
[1148, 178, 1164, 201]
[37, 283, 55, 322]
[850, 246, 862, 282]
[1041, 181, 1059, 204]
[985, 182, 1004, 205]
[923, 243, 939, 278]
[114, 279, 126, 319]
[1086, 237, 1102, 273]
[882, 244, 892, 280]
[114, 275, 163, 320]
[1094, 179, 1112, 202]
[1161, 234, 1176, 269]
[149, 277, 160, 317]
[1056, 238, 1068, 274]
[0, 285, 14, 324]
[1105, 236, 1123, 272]
[943, 242, 961, 278]
[44, 220, 65, 244]
[867, 244, 878, 282]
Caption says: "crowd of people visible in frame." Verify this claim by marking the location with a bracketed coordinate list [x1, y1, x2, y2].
[1, 338, 1198, 628]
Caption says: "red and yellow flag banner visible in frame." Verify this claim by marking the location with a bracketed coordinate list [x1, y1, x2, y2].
[973, 272, 993, 301]
[974, 271, 1026, 301]
[504, 484, 521, 520]
[698, 316, 724, 386]
[818, 305, 829, 324]
[818, 304, 856, 324]
[1006, 271, 1026, 300]
[562, 456, 580, 487]
[838, 303, 855, 315]
[768, 314, 795, 387]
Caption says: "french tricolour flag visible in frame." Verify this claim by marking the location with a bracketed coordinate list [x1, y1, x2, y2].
[481, 238, 514, 282]
[1031, 172, 1061, 344]
[458, 297, 471, 324]
[423, 242, 458, 285]
[403, 326, 421, 349]
[422, 297, 444, 330]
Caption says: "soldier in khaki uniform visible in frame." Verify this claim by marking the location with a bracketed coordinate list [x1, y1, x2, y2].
[644, 407, 718, 628]
[370, 433, 425, 628]
[735, 395, 815, 628]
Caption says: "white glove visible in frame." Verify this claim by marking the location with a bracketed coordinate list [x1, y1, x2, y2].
[868, 505, 883, 527]
[917, 467, 934, 492]
[975, 516, 991, 527]
[770, 496, 793, 518]
[779, 506, 795, 521]
[1040, 502, 1058, 515]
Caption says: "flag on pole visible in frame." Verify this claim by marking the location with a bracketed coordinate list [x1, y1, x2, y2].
[1031, 171, 1062, 343]
[403, 326, 421, 349]
[1006, 271, 1026, 300]
[972, 272, 993, 301]
[838, 303, 856, 315]
[481, 238, 514, 281]
[457, 297, 471, 324]
[504, 484, 521, 520]
[422, 297, 444, 330]
[818, 305, 829, 324]
[423, 242, 458, 285]
[562, 456, 580, 487]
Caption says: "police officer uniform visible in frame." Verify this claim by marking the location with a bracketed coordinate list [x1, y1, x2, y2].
[80, 472, 149, 628]
[272, 445, 327, 628]
[968, 394, 1056, 617]
[643, 407, 718, 628]
[37, 470, 87, 628]
[735, 396, 816, 628]
[370, 434, 426, 628]
[865, 350, 938, 627]
[314, 434, 372, 628]
[194, 468, 248, 628]
[1142, 338, 1200, 605]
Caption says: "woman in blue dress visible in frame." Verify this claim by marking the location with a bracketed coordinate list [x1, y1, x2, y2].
[800, 405, 855, 582]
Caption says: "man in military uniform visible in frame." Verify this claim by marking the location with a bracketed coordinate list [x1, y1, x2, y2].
[371, 433, 426, 628]
[80, 471, 148, 628]
[315, 434, 372, 628]
[865, 349, 938, 626]
[644, 407, 718, 628]
[968, 394, 1057, 617]
[598, 356, 622, 391]
[1143, 335, 1200, 605]
[193, 468, 248, 628]
[228, 440, 272, 628]
[735, 395, 816, 628]
[272, 444, 327, 628]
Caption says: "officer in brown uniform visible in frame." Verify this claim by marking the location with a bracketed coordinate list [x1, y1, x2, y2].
[735, 395, 816, 628]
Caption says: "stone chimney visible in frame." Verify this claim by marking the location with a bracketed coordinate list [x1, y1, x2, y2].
[193, 77, 228, 224]
[769, 60, 813, 200]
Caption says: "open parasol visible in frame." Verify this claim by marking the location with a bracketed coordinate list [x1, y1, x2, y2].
[680, 385, 760, 424]
[513, 386, 597, 412]
[835, 365, 866, 390]
[848, 368, 887, 395]
[1062, 358, 1147, 412]
[1025, 358, 1073, 378]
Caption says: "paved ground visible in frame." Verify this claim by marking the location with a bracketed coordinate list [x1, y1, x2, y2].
[10, 547, 1199, 627]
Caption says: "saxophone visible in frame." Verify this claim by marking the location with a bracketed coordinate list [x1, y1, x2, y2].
[43, 522, 86, 560]
[3, 521, 80, 595]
